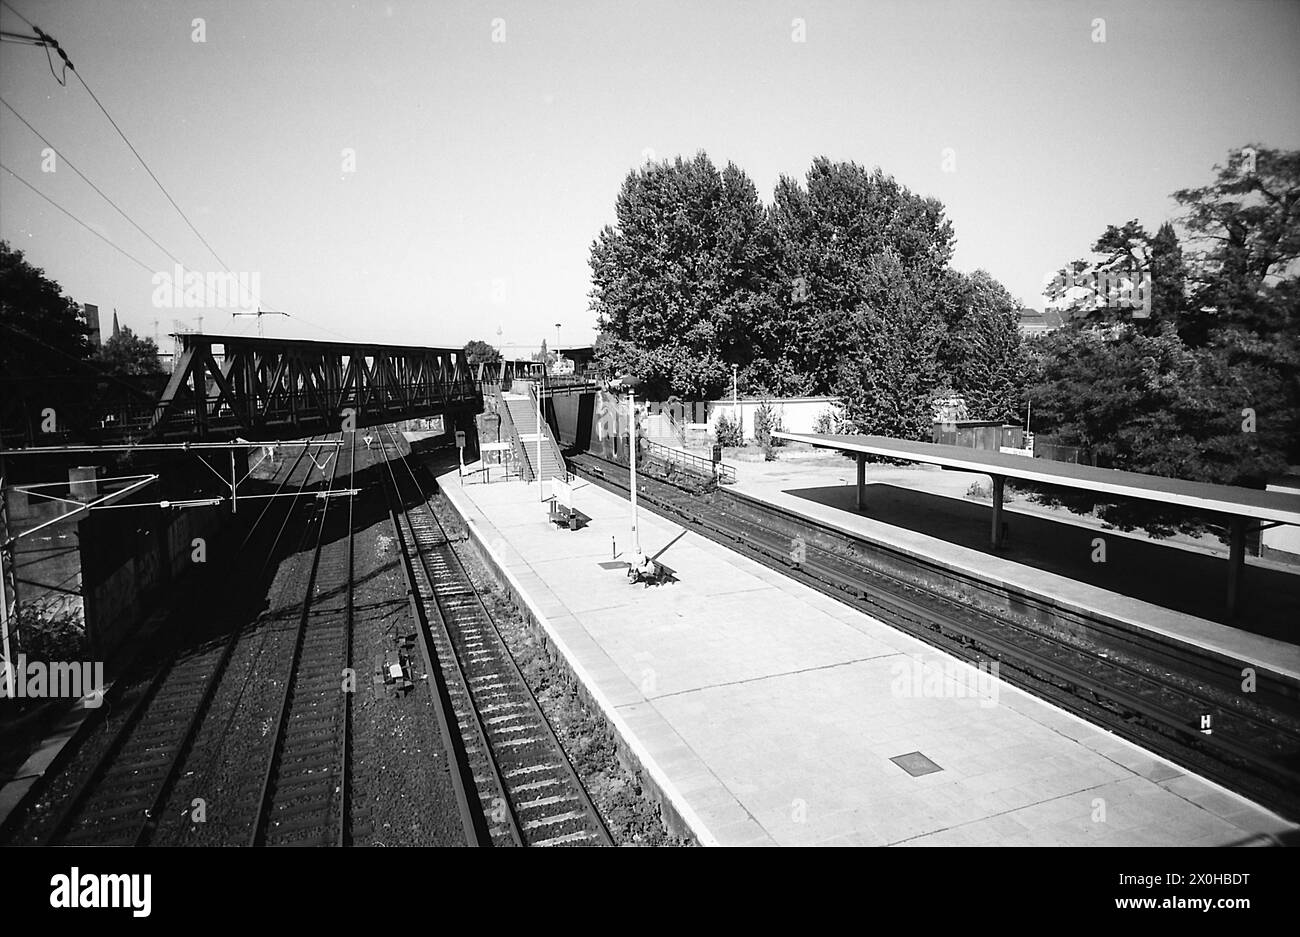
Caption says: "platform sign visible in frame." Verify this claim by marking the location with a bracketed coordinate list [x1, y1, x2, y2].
[552, 477, 572, 510]
[455, 430, 466, 449]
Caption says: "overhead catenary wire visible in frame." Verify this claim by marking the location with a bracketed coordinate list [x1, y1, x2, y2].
[1, 0, 361, 346]
[0, 160, 156, 276]
[0, 96, 190, 269]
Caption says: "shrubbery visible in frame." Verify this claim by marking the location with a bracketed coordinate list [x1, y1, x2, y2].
[714, 412, 742, 447]
[812, 406, 842, 435]
[753, 401, 784, 461]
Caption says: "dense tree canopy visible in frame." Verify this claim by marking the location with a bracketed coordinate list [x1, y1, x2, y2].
[1029, 145, 1299, 534]
[589, 152, 1011, 437]
[589, 154, 773, 399]
[98, 326, 165, 377]
[0, 241, 92, 381]
[463, 339, 502, 368]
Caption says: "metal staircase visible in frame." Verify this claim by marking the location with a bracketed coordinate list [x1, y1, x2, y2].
[503, 384, 566, 483]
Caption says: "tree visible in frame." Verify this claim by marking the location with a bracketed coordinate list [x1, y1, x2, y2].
[0, 241, 91, 380]
[940, 270, 1026, 423]
[767, 158, 955, 396]
[98, 326, 164, 376]
[531, 339, 557, 366]
[1, 242, 96, 444]
[1025, 320, 1286, 535]
[833, 251, 945, 439]
[463, 339, 502, 368]
[1174, 144, 1300, 330]
[589, 153, 774, 399]
[1029, 144, 1300, 531]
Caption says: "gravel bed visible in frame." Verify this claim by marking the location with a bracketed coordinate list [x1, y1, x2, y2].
[156, 540, 317, 845]
[347, 478, 466, 847]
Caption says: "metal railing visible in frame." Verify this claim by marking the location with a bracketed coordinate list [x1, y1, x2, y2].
[526, 381, 569, 481]
[643, 439, 736, 485]
[484, 383, 530, 482]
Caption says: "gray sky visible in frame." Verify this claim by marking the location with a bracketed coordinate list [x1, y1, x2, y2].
[2, 0, 1297, 351]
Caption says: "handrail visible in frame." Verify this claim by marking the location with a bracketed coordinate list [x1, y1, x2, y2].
[643, 439, 736, 485]
[527, 381, 569, 481]
[486, 382, 532, 482]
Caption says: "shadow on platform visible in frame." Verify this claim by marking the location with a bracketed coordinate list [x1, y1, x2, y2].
[784, 484, 1300, 645]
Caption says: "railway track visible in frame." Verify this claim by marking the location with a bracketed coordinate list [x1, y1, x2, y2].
[250, 431, 356, 846]
[379, 425, 612, 847]
[3, 439, 334, 846]
[570, 449, 1300, 821]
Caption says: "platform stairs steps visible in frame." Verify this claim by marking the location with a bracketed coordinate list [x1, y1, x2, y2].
[503, 390, 567, 482]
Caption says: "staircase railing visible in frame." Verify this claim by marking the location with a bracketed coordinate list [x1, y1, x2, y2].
[526, 380, 569, 481]
[486, 382, 532, 482]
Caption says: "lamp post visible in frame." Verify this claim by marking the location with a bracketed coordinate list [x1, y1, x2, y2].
[617, 375, 643, 555]
[537, 356, 544, 502]
[732, 363, 739, 432]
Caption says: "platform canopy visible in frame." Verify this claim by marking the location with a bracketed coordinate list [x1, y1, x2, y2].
[776, 433, 1300, 525]
[774, 432, 1300, 618]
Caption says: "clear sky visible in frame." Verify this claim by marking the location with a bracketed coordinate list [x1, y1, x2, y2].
[1, 0, 1297, 352]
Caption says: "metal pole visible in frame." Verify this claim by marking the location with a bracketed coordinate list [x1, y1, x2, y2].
[537, 371, 544, 501]
[629, 389, 640, 555]
[230, 450, 237, 514]
[0, 472, 10, 696]
[991, 475, 1005, 549]
[1226, 516, 1246, 619]
[732, 364, 739, 432]
[0, 546, 12, 699]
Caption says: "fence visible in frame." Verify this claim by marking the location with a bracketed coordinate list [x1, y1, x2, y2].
[642, 439, 736, 487]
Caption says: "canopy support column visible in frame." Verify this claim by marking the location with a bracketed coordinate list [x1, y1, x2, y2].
[856, 454, 866, 511]
[991, 474, 1005, 549]
[1226, 515, 1247, 618]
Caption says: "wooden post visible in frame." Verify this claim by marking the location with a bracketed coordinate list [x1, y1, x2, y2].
[855, 453, 866, 511]
[991, 475, 1005, 549]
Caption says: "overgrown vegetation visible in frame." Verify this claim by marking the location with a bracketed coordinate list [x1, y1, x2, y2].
[714, 411, 742, 447]
[753, 401, 784, 460]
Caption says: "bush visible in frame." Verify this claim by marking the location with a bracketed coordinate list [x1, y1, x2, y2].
[812, 406, 842, 435]
[753, 401, 784, 461]
[715, 411, 743, 447]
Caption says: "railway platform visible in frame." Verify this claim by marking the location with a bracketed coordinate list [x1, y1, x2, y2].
[728, 461, 1300, 680]
[437, 470, 1298, 847]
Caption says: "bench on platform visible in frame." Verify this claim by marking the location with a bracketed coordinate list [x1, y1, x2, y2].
[548, 498, 587, 530]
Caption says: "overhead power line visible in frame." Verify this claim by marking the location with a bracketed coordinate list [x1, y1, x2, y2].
[1, 0, 229, 272]
[0, 96, 189, 269]
[1, 0, 359, 345]
[1, 160, 156, 275]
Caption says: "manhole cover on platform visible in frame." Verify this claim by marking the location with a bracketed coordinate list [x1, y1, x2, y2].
[890, 751, 943, 777]
[597, 561, 626, 570]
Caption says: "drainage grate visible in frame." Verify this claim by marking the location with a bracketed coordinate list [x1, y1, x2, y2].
[891, 751, 943, 777]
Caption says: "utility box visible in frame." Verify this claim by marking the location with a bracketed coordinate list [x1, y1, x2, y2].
[711, 444, 722, 463]
[69, 466, 99, 502]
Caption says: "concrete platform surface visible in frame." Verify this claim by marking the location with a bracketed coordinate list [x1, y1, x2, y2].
[439, 470, 1297, 847]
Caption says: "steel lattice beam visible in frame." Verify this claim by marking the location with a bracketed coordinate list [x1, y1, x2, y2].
[145, 333, 480, 442]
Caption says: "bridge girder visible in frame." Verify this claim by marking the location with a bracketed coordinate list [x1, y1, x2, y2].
[150, 333, 481, 442]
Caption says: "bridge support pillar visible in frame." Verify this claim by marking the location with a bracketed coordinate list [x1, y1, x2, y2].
[855, 454, 866, 511]
[990, 474, 1005, 549]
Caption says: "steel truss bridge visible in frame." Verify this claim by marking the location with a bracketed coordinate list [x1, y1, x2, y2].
[1, 332, 484, 446]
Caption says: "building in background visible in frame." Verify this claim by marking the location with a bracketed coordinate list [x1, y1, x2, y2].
[1017, 307, 1064, 337]
[80, 303, 101, 348]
